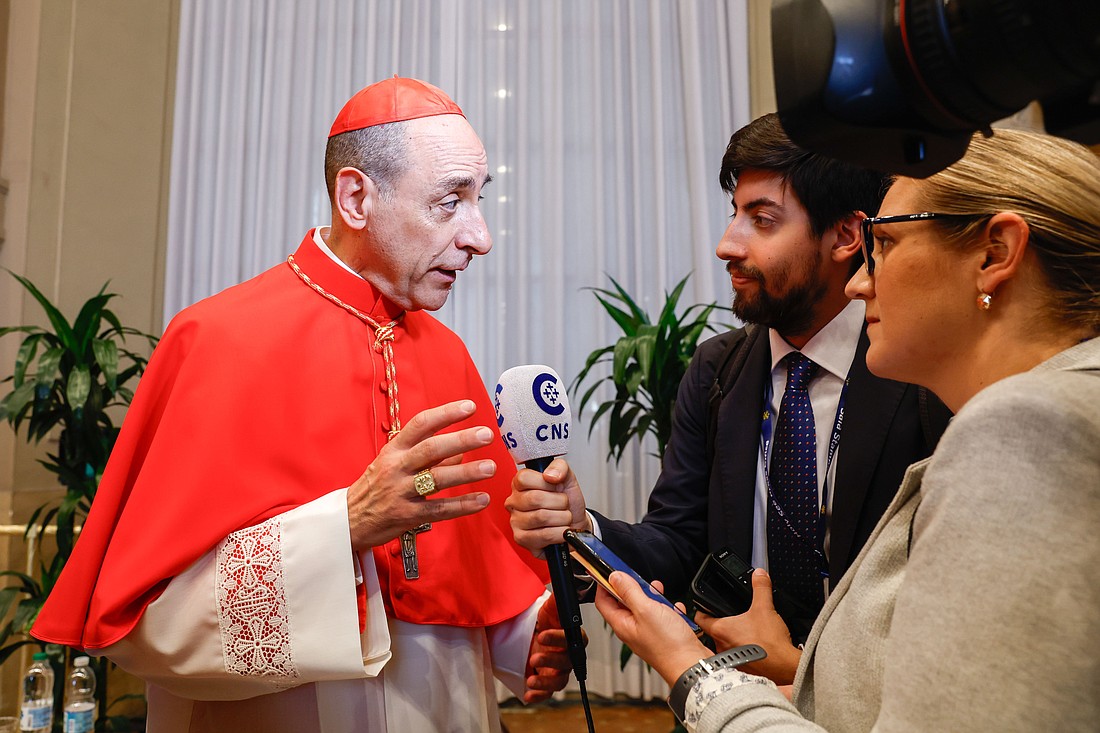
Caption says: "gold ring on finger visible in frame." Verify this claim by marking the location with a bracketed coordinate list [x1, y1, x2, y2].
[414, 469, 439, 497]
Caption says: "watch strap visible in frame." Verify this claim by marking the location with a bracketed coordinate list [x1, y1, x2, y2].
[667, 644, 767, 724]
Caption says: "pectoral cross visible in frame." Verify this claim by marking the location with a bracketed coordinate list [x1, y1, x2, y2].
[401, 523, 432, 579]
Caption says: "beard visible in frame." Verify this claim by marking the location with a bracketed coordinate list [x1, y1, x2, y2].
[729, 254, 829, 336]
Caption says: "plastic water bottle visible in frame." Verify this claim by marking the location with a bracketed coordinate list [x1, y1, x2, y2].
[63, 656, 97, 733]
[20, 651, 54, 733]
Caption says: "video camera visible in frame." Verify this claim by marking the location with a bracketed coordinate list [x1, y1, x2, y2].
[772, 0, 1100, 176]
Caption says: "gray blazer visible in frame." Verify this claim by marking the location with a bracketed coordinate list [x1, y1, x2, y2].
[696, 337, 1100, 732]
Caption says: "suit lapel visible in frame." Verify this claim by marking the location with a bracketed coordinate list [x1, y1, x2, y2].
[710, 333, 771, 559]
[828, 327, 909, 580]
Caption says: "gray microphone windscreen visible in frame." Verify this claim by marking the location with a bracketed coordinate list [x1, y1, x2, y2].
[494, 365, 572, 464]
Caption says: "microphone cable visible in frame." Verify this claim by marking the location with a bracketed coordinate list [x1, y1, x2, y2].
[544, 541, 595, 733]
[577, 677, 596, 733]
[493, 366, 594, 730]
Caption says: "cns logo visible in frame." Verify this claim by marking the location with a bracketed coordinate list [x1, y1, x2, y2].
[531, 373, 565, 416]
[531, 372, 568, 443]
[494, 383, 505, 427]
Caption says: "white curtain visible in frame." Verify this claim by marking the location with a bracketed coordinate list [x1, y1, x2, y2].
[167, 0, 751, 700]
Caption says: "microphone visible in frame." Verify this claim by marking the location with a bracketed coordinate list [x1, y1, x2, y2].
[495, 365, 587, 684]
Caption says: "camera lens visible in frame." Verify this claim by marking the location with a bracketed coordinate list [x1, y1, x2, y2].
[893, 0, 1099, 131]
[772, 0, 1100, 175]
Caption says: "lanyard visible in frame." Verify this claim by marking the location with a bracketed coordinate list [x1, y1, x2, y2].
[760, 370, 848, 577]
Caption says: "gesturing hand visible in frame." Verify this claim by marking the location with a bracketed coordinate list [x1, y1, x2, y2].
[347, 399, 498, 550]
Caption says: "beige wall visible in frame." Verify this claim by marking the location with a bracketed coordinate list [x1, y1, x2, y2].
[0, 0, 178, 714]
[2, 0, 177, 505]
[747, 0, 777, 118]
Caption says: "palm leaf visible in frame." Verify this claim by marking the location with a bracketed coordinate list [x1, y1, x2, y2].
[98, 307, 125, 335]
[611, 337, 638, 386]
[655, 274, 690, 327]
[13, 336, 42, 386]
[66, 365, 92, 410]
[569, 346, 614, 394]
[575, 379, 609, 419]
[633, 327, 658, 379]
[29, 407, 63, 441]
[572, 273, 731, 464]
[7, 272, 76, 351]
[0, 640, 39, 666]
[92, 338, 120, 390]
[33, 347, 64, 387]
[12, 597, 42, 633]
[604, 276, 649, 323]
[0, 382, 35, 422]
[586, 400, 617, 440]
[624, 363, 645, 398]
[0, 325, 39, 339]
[593, 292, 643, 337]
[71, 290, 115, 353]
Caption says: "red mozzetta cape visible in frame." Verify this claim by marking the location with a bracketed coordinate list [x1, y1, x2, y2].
[32, 231, 548, 650]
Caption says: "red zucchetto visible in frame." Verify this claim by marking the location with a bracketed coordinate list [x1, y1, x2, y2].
[328, 76, 465, 138]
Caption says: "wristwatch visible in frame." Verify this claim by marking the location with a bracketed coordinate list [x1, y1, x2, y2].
[667, 644, 767, 724]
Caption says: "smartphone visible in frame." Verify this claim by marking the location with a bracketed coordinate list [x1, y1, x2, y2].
[563, 530, 702, 636]
[691, 547, 755, 618]
[690, 546, 817, 643]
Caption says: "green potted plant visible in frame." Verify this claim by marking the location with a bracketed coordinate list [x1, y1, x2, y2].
[571, 274, 730, 732]
[0, 271, 157, 731]
[571, 273, 731, 463]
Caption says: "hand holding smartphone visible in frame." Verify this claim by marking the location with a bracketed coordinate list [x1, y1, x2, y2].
[690, 546, 816, 643]
[691, 547, 756, 618]
[563, 530, 702, 636]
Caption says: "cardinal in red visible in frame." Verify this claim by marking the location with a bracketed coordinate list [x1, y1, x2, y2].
[33, 77, 571, 733]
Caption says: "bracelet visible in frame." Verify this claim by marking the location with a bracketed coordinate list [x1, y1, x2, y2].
[667, 644, 767, 724]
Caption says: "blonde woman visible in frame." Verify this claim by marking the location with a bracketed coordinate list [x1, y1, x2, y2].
[596, 129, 1100, 732]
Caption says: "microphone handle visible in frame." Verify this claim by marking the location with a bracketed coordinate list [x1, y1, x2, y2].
[525, 457, 587, 682]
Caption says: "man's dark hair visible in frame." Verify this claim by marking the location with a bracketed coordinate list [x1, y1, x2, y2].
[719, 113, 888, 244]
[324, 121, 409, 203]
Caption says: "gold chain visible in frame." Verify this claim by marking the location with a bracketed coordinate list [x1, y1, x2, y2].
[287, 255, 405, 439]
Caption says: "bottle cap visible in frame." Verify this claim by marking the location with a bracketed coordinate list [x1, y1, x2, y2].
[32, 652, 48, 660]
[74, 656, 89, 667]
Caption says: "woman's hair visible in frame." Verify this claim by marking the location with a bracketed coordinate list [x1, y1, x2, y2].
[913, 129, 1100, 333]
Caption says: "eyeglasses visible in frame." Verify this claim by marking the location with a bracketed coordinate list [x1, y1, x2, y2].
[860, 212, 986, 275]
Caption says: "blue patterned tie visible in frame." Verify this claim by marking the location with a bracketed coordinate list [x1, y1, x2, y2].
[767, 352, 824, 610]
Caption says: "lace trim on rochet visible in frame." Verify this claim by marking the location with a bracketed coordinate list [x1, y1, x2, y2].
[216, 518, 300, 679]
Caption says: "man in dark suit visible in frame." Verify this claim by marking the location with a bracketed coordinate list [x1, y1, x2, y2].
[507, 114, 949, 679]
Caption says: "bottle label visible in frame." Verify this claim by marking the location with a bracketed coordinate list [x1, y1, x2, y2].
[20, 703, 52, 729]
[63, 706, 94, 733]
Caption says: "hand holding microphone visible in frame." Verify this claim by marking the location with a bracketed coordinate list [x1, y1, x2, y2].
[495, 365, 588, 685]
[497, 370, 591, 558]
[508, 458, 591, 558]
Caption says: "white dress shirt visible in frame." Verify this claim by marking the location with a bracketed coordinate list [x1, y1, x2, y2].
[751, 298, 865, 595]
